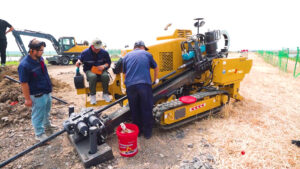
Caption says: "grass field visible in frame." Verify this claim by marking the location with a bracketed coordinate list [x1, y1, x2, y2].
[5, 57, 119, 66]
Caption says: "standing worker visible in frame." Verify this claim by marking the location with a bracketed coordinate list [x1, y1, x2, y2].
[18, 39, 57, 142]
[0, 19, 14, 67]
[123, 40, 159, 139]
[76, 38, 112, 104]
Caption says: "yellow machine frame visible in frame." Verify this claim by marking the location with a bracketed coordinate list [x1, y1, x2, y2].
[76, 28, 252, 129]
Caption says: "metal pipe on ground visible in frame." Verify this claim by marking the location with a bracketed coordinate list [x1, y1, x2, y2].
[0, 129, 66, 168]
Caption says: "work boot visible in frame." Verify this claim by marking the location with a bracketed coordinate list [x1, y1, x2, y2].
[90, 95, 96, 105]
[103, 93, 112, 102]
[35, 133, 48, 142]
[144, 131, 152, 139]
[45, 124, 58, 135]
[144, 133, 152, 139]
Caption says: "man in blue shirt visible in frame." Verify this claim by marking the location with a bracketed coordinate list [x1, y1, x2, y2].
[18, 39, 56, 142]
[76, 38, 111, 104]
[123, 40, 159, 139]
[0, 19, 14, 66]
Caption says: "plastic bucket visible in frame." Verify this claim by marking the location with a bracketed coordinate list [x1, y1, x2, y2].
[116, 123, 139, 157]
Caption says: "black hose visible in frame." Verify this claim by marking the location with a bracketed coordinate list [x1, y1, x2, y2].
[51, 96, 68, 104]
[4, 75, 68, 105]
[0, 129, 66, 168]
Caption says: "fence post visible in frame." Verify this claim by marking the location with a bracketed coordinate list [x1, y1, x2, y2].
[293, 47, 300, 78]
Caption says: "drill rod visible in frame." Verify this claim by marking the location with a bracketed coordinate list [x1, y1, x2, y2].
[0, 129, 66, 168]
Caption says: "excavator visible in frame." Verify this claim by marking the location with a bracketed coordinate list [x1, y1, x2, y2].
[0, 18, 252, 168]
[12, 29, 89, 65]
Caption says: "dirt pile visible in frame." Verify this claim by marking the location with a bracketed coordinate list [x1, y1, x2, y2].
[51, 77, 72, 92]
[0, 66, 71, 128]
[0, 66, 30, 128]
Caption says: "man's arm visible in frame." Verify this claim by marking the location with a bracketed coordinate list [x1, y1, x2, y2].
[154, 66, 159, 82]
[76, 59, 82, 67]
[6, 27, 14, 35]
[20, 83, 32, 107]
[98, 51, 111, 71]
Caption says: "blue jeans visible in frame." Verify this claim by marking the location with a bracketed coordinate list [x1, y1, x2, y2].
[30, 93, 52, 136]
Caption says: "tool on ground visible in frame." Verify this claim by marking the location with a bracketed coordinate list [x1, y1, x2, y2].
[292, 140, 300, 147]
[4, 75, 68, 104]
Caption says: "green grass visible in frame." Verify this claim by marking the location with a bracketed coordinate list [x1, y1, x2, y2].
[289, 57, 300, 63]
[6, 61, 20, 66]
[111, 57, 120, 62]
[6, 60, 49, 66]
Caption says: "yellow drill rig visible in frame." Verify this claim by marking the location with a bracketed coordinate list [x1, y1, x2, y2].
[74, 18, 252, 129]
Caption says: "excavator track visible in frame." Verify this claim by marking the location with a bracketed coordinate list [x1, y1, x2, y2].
[153, 90, 229, 130]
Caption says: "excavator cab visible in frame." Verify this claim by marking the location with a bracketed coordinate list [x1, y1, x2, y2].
[58, 37, 76, 52]
[58, 37, 89, 65]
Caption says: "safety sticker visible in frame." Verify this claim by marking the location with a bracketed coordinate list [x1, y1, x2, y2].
[190, 103, 206, 111]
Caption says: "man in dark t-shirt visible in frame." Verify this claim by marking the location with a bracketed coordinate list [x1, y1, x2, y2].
[123, 40, 159, 139]
[18, 39, 57, 142]
[76, 38, 112, 104]
[0, 19, 14, 66]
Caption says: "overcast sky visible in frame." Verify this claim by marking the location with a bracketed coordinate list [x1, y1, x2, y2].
[1, 0, 300, 52]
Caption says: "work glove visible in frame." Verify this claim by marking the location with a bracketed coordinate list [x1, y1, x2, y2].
[154, 79, 160, 85]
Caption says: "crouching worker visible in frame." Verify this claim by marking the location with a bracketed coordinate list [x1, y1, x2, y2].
[18, 39, 57, 142]
[76, 38, 112, 104]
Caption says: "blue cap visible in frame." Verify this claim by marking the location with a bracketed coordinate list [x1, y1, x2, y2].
[134, 40, 149, 50]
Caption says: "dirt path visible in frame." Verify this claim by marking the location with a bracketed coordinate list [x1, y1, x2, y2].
[0, 53, 299, 169]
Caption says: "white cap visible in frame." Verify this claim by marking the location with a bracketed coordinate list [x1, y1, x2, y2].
[91, 38, 102, 49]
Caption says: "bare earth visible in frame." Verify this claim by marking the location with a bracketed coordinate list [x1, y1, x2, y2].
[0, 52, 299, 169]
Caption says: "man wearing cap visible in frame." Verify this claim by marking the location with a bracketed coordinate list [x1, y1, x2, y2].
[76, 38, 112, 104]
[0, 19, 14, 67]
[122, 40, 159, 139]
[18, 39, 57, 142]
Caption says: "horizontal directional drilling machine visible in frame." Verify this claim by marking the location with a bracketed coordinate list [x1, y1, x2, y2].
[0, 18, 252, 168]
[68, 18, 253, 166]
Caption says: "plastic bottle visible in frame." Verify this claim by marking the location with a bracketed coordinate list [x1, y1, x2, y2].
[120, 123, 133, 133]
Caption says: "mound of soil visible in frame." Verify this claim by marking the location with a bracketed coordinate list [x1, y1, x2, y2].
[51, 77, 72, 92]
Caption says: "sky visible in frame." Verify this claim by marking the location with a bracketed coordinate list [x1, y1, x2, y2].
[1, 0, 300, 53]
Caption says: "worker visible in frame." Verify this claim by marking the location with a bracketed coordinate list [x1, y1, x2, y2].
[18, 39, 57, 142]
[76, 38, 112, 104]
[122, 40, 159, 139]
[0, 19, 14, 67]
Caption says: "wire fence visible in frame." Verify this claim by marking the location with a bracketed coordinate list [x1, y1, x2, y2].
[257, 47, 300, 78]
